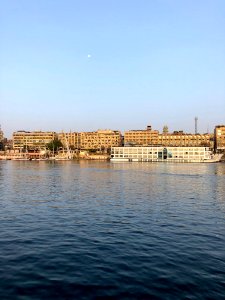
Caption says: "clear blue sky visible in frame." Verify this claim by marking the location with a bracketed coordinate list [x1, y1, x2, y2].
[0, 0, 225, 138]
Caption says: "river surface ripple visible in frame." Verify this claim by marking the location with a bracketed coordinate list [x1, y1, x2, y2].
[0, 161, 225, 299]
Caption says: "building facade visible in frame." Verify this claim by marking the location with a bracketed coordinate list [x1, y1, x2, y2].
[214, 125, 225, 151]
[80, 130, 122, 151]
[124, 126, 213, 148]
[124, 126, 159, 146]
[13, 131, 56, 150]
[58, 132, 80, 149]
[158, 132, 213, 148]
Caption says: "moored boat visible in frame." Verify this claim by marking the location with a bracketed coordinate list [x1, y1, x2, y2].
[110, 146, 222, 163]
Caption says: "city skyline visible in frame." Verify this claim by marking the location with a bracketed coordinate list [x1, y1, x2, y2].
[1, 120, 222, 140]
[1, 0, 225, 138]
[1, 116, 224, 140]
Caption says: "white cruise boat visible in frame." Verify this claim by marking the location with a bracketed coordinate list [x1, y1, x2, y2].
[110, 147, 222, 163]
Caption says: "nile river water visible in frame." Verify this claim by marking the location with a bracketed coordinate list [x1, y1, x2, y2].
[0, 161, 225, 299]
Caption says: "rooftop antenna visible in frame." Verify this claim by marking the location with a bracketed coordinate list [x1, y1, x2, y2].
[195, 117, 198, 134]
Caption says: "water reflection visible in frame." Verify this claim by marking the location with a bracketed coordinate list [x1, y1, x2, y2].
[214, 163, 225, 175]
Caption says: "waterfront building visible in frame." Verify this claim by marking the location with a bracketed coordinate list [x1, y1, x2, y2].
[111, 146, 213, 163]
[158, 132, 213, 148]
[124, 125, 213, 148]
[80, 130, 122, 151]
[13, 131, 56, 150]
[58, 132, 80, 149]
[214, 125, 225, 151]
[124, 126, 159, 146]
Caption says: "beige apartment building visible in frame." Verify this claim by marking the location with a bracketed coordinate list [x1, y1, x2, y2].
[80, 130, 122, 151]
[124, 125, 214, 148]
[158, 132, 214, 148]
[58, 132, 80, 149]
[13, 131, 56, 150]
[214, 125, 225, 150]
[124, 126, 159, 146]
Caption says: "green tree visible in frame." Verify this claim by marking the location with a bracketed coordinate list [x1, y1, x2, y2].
[46, 139, 63, 152]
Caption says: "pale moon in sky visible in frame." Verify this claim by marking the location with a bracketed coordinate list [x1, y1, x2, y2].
[87, 54, 91, 58]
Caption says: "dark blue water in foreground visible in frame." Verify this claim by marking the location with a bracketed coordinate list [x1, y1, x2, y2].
[0, 161, 225, 299]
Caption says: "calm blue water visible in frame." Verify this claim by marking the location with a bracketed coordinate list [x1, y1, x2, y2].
[0, 161, 225, 299]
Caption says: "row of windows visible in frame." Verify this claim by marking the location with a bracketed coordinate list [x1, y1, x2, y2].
[113, 154, 206, 159]
[113, 147, 206, 151]
[13, 135, 54, 138]
[112, 151, 207, 156]
[14, 138, 53, 141]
